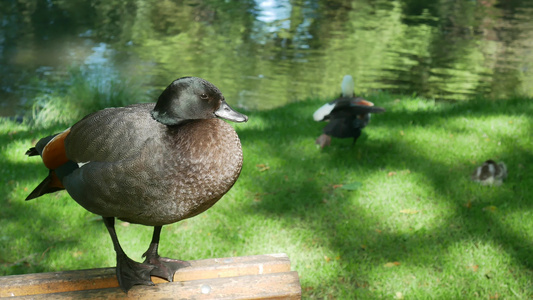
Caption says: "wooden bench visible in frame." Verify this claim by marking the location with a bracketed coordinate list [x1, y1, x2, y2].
[0, 253, 301, 299]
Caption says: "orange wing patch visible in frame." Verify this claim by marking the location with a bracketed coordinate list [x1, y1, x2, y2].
[49, 171, 64, 189]
[42, 128, 71, 170]
[355, 99, 374, 107]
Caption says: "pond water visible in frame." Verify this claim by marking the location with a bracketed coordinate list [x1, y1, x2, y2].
[2, 0, 533, 117]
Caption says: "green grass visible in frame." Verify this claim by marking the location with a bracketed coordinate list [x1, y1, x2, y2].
[1, 92, 532, 299]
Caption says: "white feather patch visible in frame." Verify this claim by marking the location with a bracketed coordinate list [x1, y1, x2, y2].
[77, 161, 90, 168]
[313, 103, 335, 121]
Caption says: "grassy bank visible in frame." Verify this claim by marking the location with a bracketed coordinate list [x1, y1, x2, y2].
[1, 92, 532, 299]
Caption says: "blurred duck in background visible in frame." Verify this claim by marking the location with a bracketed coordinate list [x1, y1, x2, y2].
[313, 75, 385, 148]
[471, 160, 508, 186]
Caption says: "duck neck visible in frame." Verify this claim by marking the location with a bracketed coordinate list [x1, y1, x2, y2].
[150, 109, 189, 126]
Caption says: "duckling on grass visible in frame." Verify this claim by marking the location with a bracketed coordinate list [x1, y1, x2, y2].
[471, 159, 507, 186]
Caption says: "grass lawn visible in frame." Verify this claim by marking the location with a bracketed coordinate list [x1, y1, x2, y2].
[1, 91, 532, 299]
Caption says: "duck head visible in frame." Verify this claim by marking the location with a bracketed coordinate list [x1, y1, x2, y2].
[151, 77, 248, 126]
[341, 75, 355, 97]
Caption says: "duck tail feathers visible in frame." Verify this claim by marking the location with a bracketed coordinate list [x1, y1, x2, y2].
[25, 133, 60, 157]
[25, 147, 39, 156]
[25, 171, 65, 200]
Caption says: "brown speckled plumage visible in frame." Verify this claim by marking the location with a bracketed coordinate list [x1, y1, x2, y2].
[63, 103, 243, 226]
[25, 77, 247, 292]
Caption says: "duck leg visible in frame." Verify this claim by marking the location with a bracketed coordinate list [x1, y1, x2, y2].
[351, 130, 362, 147]
[103, 217, 154, 292]
[142, 226, 191, 282]
[316, 133, 331, 149]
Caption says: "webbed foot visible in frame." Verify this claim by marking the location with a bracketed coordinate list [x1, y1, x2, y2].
[116, 253, 155, 293]
[142, 242, 191, 282]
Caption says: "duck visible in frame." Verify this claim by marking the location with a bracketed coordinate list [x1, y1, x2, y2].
[25, 76, 248, 293]
[471, 159, 507, 186]
[313, 75, 385, 148]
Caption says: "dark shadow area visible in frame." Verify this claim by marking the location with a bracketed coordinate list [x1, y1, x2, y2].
[0, 123, 113, 276]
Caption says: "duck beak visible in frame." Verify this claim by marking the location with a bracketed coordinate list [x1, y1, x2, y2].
[215, 101, 248, 123]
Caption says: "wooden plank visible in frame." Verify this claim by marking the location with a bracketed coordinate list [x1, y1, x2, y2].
[6, 272, 301, 300]
[172, 253, 291, 282]
[0, 253, 292, 297]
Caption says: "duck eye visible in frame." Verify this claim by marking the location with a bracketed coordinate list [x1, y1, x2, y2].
[200, 93, 208, 100]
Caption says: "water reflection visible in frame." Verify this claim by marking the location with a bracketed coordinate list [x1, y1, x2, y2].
[255, 0, 291, 23]
[1, 0, 532, 117]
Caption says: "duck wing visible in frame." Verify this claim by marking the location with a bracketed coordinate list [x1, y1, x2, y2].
[62, 105, 242, 226]
[65, 103, 158, 163]
[329, 97, 386, 116]
[314, 97, 385, 121]
[57, 103, 170, 222]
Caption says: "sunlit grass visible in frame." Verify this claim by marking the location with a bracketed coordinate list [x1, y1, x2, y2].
[1, 93, 532, 299]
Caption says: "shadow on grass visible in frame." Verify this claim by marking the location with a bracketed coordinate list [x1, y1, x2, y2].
[235, 95, 533, 296]
[0, 124, 110, 276]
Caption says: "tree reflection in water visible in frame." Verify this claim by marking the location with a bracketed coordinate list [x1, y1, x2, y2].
[1, 0, 532, 116]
